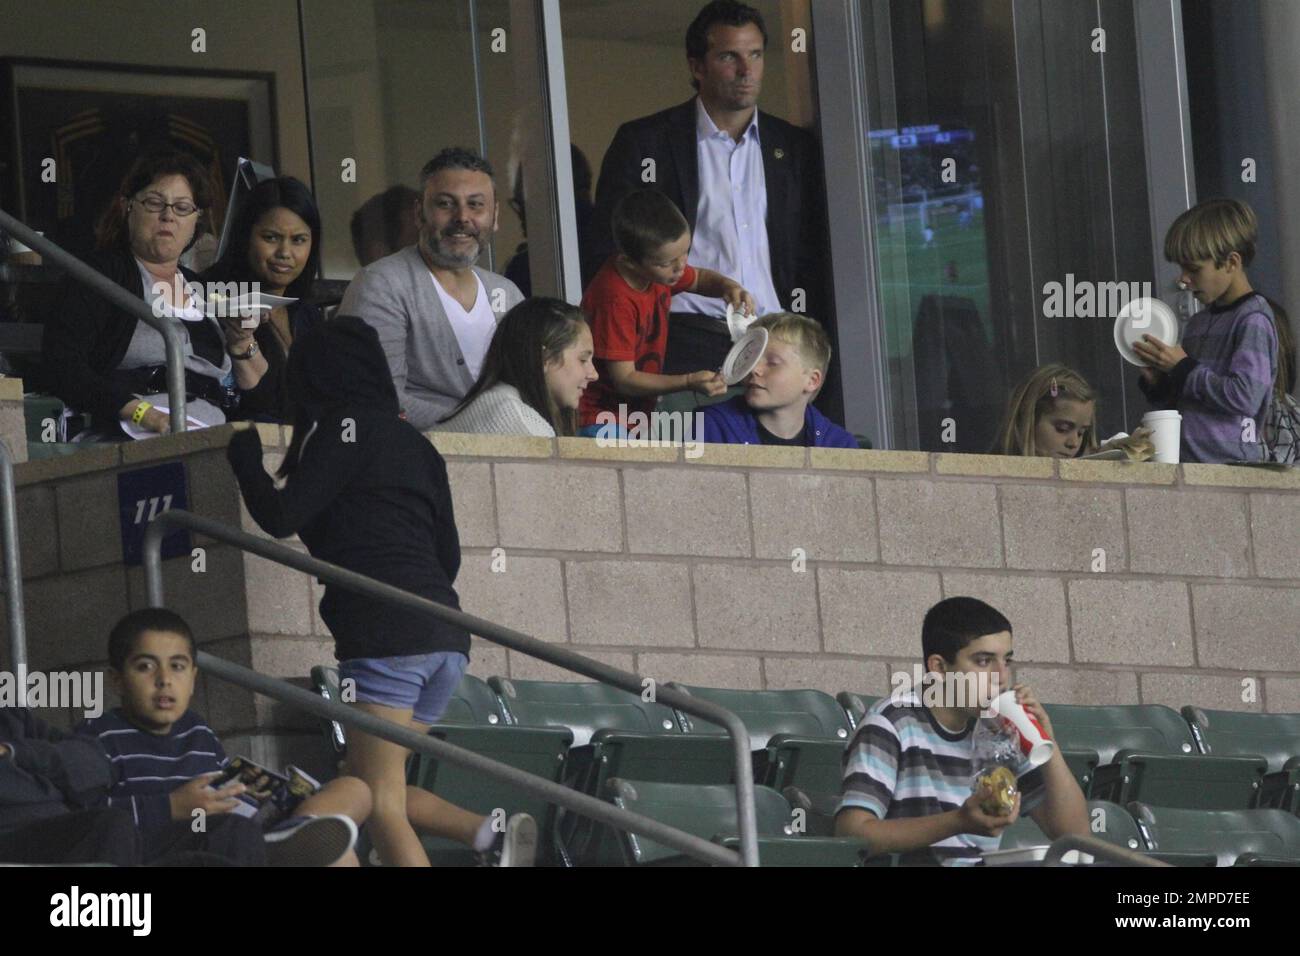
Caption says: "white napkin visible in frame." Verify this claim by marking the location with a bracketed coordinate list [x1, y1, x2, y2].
[725, 303, 757, 342]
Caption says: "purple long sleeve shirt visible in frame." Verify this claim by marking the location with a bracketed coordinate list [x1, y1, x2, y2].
[1141, 292, 1278, 464]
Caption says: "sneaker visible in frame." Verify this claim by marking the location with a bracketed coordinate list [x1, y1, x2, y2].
[476, 813, 538, 867]
[264, 815, 358, 867]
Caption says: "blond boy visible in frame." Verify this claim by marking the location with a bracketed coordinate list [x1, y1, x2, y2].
[700, 312, 858, 447]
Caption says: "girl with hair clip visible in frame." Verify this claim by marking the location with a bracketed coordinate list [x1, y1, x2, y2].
[995, 363, 1100, 459]
[437, 297, 598, 437]
[226, 315, 536, 866]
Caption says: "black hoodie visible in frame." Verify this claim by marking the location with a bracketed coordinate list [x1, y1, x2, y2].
[227, 315, 469, 660]
[0, 708, 116, 834]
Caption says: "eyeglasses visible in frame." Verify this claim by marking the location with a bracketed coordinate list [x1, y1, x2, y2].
[131, 195, 199, 217]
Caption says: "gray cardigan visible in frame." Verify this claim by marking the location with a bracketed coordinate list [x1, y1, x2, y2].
[338, 245, 524, 430]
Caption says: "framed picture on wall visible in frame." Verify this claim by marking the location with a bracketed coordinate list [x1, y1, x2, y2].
[0, 57, 278, 259]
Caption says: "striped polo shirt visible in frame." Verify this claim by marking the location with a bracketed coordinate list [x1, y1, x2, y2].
[837, 692, 1042, 865]
[77, 708, 227, 833]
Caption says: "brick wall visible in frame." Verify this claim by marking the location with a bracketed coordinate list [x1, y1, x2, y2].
[3, 426, 1298, 764]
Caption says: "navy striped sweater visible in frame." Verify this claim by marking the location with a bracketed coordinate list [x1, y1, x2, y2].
[77, 709, 227, 832]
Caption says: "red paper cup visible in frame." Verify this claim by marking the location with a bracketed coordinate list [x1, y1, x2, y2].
[988, 691, 1055, 767]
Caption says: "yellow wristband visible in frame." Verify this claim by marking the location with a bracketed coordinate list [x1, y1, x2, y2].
[131, 402, 153, 425]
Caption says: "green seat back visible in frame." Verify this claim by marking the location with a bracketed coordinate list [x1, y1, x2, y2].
[767, 737, 849, 794]
[1130, 803, 1300, 866]
[670, 684, 853, 750]
[836, 692, 882, 728]
[605, 777, 793, 865]
[489, 677, 681, 746]
[1047, 704, 1198, 765]
[999, 800, 1145, 852]
[408, 724, 573, 866]
[1094, 753, 1268, 810]
[437, 674, 506, 725]
[1182, 706, 1300, 773]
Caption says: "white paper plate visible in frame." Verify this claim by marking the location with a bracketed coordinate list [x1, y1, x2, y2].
[1114, 297, 1178, 367]
[982, 846, 1094, 866]
[203, 291, 298, 325]
[722, 327, 768, 385]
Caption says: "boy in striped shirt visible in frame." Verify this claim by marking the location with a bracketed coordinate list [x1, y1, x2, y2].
[835, 597, 1088, 864]
[1134, 198, 1282, 463]
[78, 608, 370, 866]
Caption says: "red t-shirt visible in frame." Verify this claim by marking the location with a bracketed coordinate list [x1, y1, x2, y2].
[579, 256, 697, 427]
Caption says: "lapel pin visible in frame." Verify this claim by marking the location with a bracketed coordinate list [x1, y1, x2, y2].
[773, 148, 785, 159]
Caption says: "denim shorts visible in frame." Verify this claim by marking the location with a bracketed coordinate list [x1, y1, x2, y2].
[337, 651, 469, 725]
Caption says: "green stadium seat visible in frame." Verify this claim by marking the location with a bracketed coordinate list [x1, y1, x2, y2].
[1180, 706, 1300, 770]
[766, 736, 848, 794]
[836, 691, 882, 727]
[1048, 704, 1199, 764]
[782, 786, 842, 837]
[999, 800, 1141, 851]
[997, 799, 1214, 865]
[437, 674, 507, 725]
[487, 677, 734, 864]
[605, 778, 866, 866]
[489, 677, 681, 744]
[1091, 752, 1268, 810]
[1047, 703, 1264, 810]
[668, 684, 854, 749]
[1130, 802, 1300, 866]
[408, 722, 573, 866]
[1181, 707, 1300, 811]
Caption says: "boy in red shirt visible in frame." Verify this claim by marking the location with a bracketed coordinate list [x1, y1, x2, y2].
[578, 189, 754, 437]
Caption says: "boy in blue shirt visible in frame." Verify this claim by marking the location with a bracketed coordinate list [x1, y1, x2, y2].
[701, 312, 857, 447]
[78, 608, 369, 866]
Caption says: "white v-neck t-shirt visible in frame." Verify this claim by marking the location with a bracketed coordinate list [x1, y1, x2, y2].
[430, 272, 496, 380]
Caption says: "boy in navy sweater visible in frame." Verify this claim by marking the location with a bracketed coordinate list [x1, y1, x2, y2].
[78, 608, 370, 866]
[701, 312, 858, 448]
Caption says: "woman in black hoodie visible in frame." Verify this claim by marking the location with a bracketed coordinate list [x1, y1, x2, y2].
[226, 315, 534, 866]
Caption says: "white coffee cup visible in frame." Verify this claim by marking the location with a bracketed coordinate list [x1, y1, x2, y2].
[1141, 410, 1182, 464]
[987, 691, 1055, 768]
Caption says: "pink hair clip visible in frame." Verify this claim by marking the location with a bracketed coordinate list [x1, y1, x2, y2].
[1050, 377, 1059, 398]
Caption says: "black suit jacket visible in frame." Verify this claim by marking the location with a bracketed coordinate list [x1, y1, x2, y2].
[590, 98, 829, 321]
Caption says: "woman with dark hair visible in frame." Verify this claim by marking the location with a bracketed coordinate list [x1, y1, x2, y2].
[41, 149, 231, 437]
[437, 297, 597, 437]
[202, 176, 323, 422]
[226, 315, 536, 866]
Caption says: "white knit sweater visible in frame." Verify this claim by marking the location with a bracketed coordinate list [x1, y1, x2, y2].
[436, 383, 556, 438]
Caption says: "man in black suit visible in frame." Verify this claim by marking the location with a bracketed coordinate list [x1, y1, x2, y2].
[589, 1, 833, 409]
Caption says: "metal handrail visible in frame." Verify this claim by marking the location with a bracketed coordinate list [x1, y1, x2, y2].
[0, 440, 25, 673]
[1043, 833, 1170, 867]
[143, 508, 760, 866]
[0, 208, 188, 432]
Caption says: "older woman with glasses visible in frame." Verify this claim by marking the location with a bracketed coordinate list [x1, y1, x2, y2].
[42, 149, 234, 438]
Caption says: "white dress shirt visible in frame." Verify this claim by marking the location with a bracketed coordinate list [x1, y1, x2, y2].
[671, 98, 782, 319]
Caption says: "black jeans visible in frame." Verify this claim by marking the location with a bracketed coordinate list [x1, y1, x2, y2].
[0, 807, 140, 865]
[143, 815, 266, 866]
